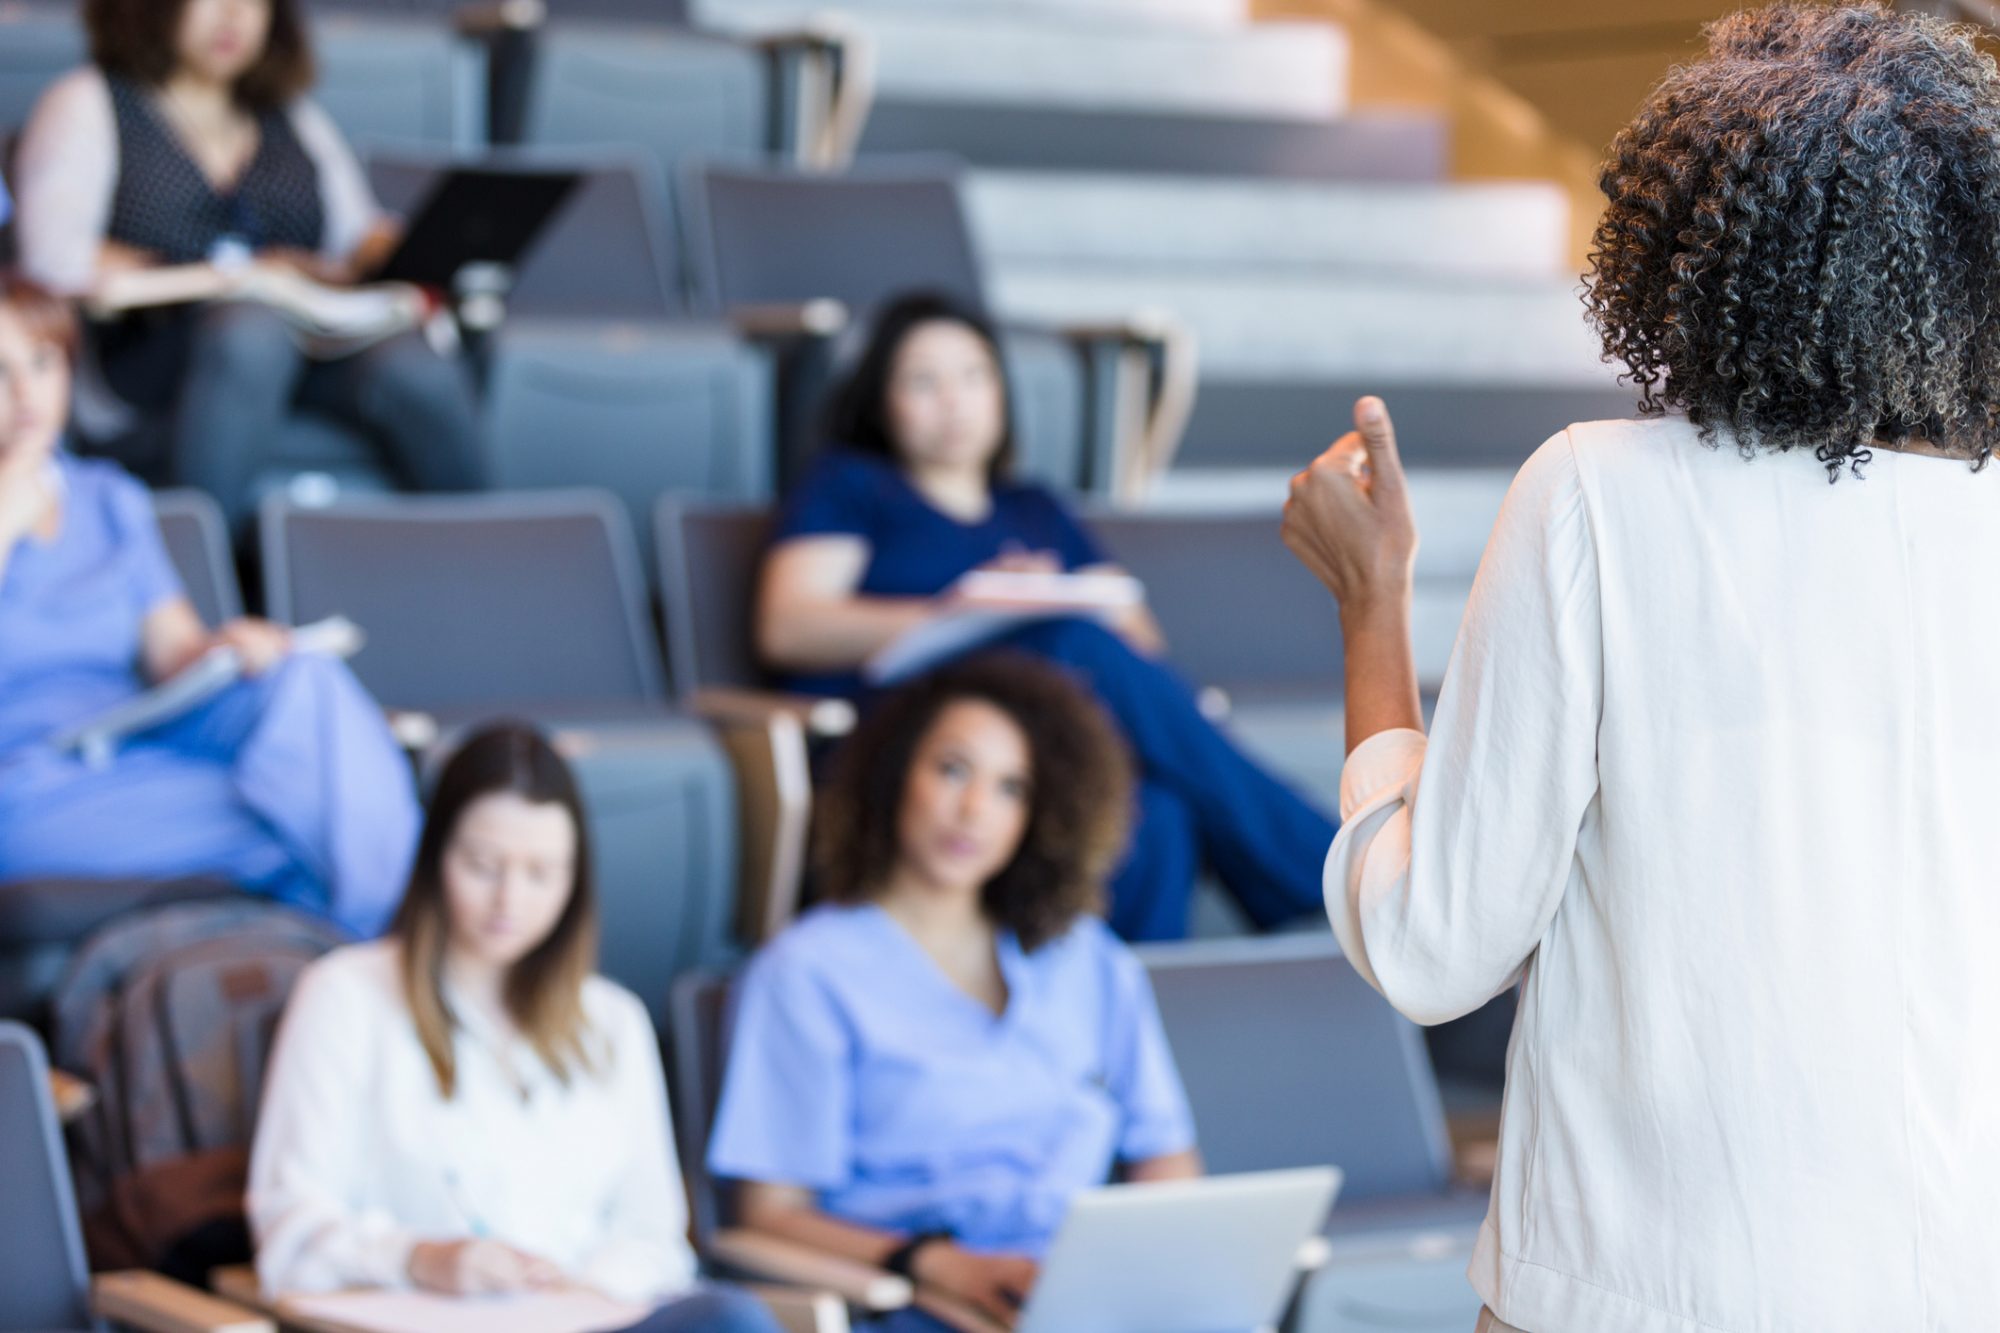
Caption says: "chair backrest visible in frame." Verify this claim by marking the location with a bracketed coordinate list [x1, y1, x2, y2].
[0, 1021, 94, 1333]
[667, 970, 732, 1246]
[1089, 511, 1343, 698]
[0, 7, 82, 137]
[312, 16, 486, 152]
[1137, 936, 1454, 1203]
[683, 159, 987, 319]
[364, 148, 685, 321]
[654, 499, 770, 700]
[260, 490, 666, 711]
[483, 321, 775, 555]
[521, 24, 767, 292]
[152, 489, 241, 629]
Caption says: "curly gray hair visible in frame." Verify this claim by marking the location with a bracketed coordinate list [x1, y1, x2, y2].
[1586, 3, 2000, 477]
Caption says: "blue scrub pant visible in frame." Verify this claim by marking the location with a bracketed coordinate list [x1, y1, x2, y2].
[996, 619, 1337, 941]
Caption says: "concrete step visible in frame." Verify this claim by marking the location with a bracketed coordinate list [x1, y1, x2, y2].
[691, 1, 1347, 119]
[699, 0, 1250, 25]
[990, 268, 1612, 381]
[967, 172, 1571, 281]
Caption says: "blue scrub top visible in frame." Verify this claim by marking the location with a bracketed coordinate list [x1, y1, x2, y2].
[0, 454, 185, 756]
[769, 449, 1108, 698]
[707, 903, 1197, 1257]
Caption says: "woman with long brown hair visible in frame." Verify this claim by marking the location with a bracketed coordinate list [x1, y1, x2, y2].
[248, 723, 779, 1332]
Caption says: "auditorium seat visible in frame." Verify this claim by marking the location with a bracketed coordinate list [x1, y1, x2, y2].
[683, 160, 1173, 496]
[151, 489, 242, 630]
[1138, 936, 1488, 1333]
[258, 491, 778, 1015]
[0, 6, 79, 135]
[0, 1022, 271, 1332]
[313, 14, 488, 152]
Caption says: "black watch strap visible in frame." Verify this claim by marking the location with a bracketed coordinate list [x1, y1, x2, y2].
[883, 1230, 953, 1279]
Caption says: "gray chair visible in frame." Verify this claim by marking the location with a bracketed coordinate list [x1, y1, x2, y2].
[483, 321, 776, 552]
[682, 159, 1184, 498]
[312, 14, 488, 152]
[1136, 937, 1488, 1333]
[668, 972, 916, 1318]
[257, 491, 786, 1015]
[0, 1021, 272, 1332]
[0, 5, 81, 134]
[1089, 510, 1347, 807]
[151, 488, 242, 629]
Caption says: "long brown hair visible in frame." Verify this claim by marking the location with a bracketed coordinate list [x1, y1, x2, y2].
[392, 723, 600, 1098]
[0, 272, 80, 362]
[813, 654, 1133, 950]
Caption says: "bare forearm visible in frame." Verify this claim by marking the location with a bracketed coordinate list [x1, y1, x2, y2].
[1341, 598, 1422, 755]
[759, 597, 939, 672]
[740, 1200, 904, 1269]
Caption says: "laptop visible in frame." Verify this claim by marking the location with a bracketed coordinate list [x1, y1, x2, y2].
[1012, 1167, 1343, 1333]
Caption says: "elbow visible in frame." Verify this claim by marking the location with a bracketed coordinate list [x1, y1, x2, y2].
[753, 606, 800, 672]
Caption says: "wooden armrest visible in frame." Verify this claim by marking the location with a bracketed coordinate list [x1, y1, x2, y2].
[694, 697, 818, 944]
[691, 687, 856, 739]
[1021, 313, 1198, 503]
[93, 1271, 273, 1333]
[742, 1283, 850, 1333]
[709, 1229, 912, 1312]
[453, 0, 544, 35]
[913, 1290, 1010, 1333]
[730, 300, 851, 341]
[208, 1266, 262, 1310]
[746, 20, 875, 168]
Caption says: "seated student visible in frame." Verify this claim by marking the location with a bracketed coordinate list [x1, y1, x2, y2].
[0, 272, 415, 937]
[248, 723, 779, 1333]
[11, 0, 484, 528]
[708, 658, 1202, 1332]
[757, 290, 1336, 941]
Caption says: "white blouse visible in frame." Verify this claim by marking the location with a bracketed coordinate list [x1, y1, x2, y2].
[13, 68, 382, 296]
[247, 941, 699, 1305]
[1327, 417, 2000, 1333]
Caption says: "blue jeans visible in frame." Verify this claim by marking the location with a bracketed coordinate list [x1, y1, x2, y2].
[997, 619, 1338, 941]
[613, 1288, 784, 1333]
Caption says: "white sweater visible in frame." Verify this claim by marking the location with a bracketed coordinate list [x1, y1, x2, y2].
[1327, 417, 2000, 1332]
[247, 941, 699, 1305]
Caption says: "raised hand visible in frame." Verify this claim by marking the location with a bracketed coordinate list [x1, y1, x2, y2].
[1281, 396, 1419, 618]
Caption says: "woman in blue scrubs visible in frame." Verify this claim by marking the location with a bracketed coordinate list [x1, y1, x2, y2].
[0, 274, 417, 936]
[756, 291, 1336, 941]
[708, 656, 1201, 1330]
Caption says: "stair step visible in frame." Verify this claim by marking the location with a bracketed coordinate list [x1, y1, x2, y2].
[693, 1, 1348, 119]
[991, 269, 1612, 381]
[968, 172, 1570, 280]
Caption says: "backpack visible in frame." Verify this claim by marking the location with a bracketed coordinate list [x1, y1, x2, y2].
[49, 897, 348, 1277]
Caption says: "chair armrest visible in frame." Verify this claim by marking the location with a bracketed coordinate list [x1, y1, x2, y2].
[708, 1229, 912, 1312]
[747, 20, 877, 168]
[742, 1283, 851, 1333]
[1027, 313, 1198, 504]
[691, 687, 855, 740]
[93, 1271, 273, 1333]
[453, 0, 544, 36]
[692, 699, 819, 945]
[729, 300, 851, 342]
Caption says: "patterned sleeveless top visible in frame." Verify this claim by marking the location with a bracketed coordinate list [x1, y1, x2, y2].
[104, 77, 325, 264]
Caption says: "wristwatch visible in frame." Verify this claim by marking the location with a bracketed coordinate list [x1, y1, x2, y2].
[883, 1229, 954, 1280]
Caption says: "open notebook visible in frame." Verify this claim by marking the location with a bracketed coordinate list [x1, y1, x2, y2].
[864, 569, 1144, 686]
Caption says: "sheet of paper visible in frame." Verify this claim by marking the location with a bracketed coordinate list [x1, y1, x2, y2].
[863, 571, 1144, 686]
[283, 1289, 648, 1333]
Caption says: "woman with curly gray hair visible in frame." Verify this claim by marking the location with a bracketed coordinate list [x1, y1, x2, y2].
[1282, 6, 2000, 1332]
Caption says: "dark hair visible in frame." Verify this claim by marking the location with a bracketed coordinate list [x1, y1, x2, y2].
[85, 0, 315, 113]
[392, 723, 599, 1098]
[813, 655, 1132, 950]
[823, 290, 1017, 480]
[1587, 3, 2000, 478]
[0, 272, 80, 363]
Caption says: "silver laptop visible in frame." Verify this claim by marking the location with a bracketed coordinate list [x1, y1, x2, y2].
[1015, 1167, 1343, 1333]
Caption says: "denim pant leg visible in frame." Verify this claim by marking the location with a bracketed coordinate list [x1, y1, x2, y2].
[294, 329, 487, 493]
[998, 619, 1337, 932]
[612, 1288, 786, 1333]
[171, 303, 309, 532]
